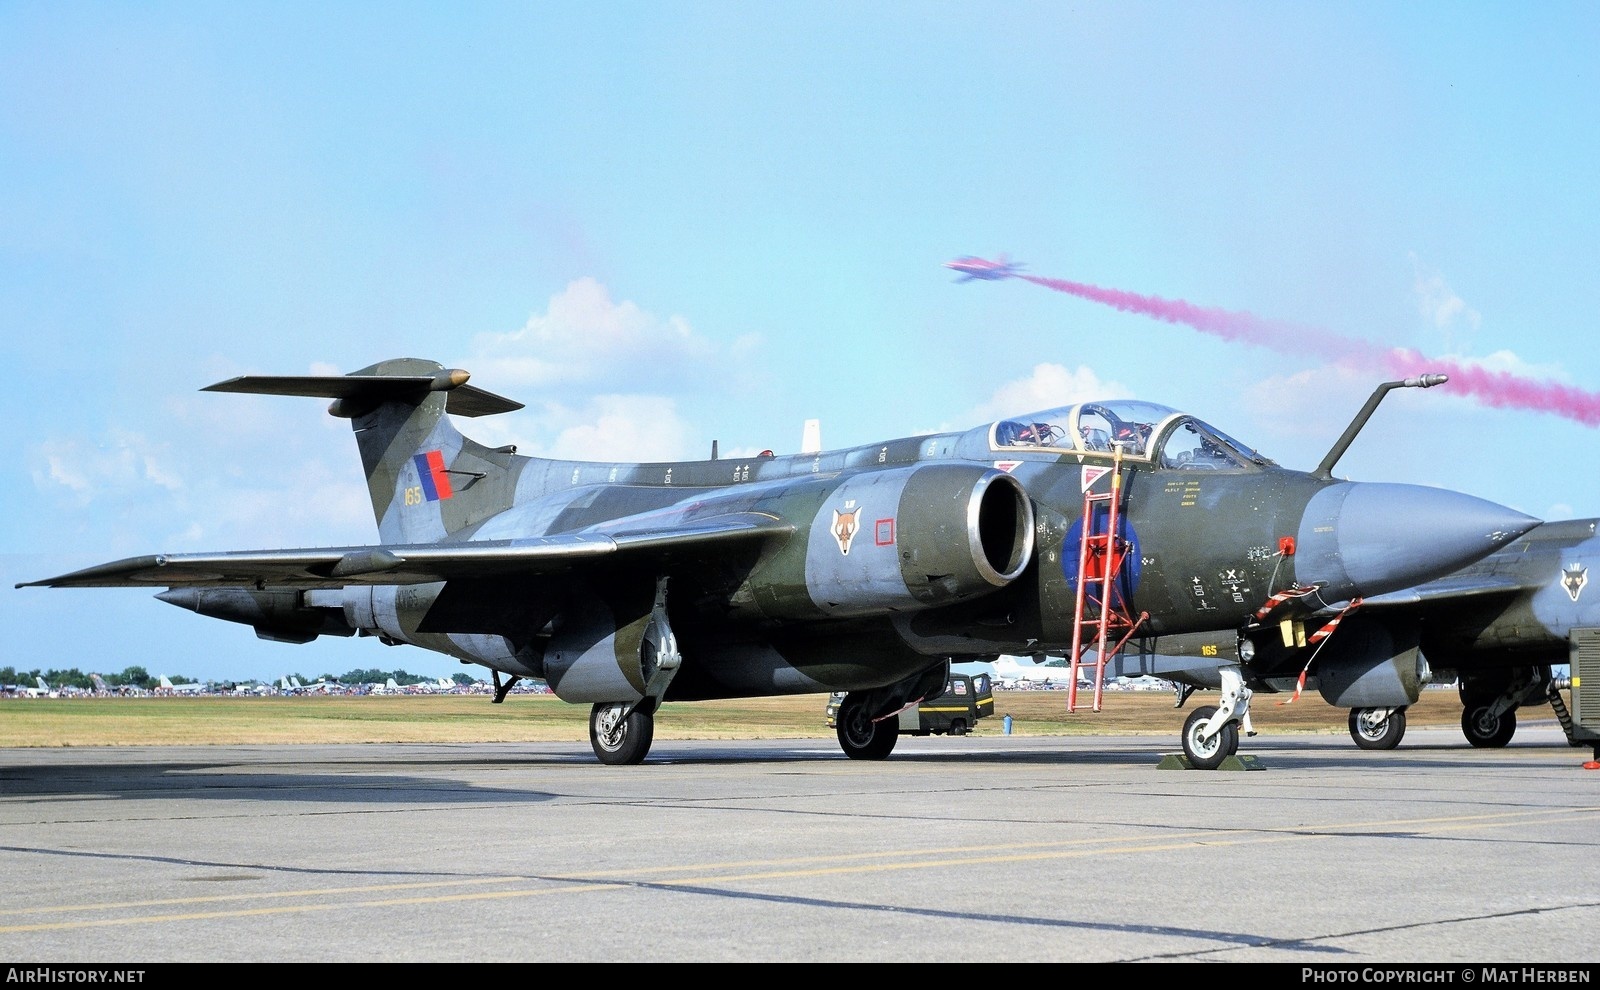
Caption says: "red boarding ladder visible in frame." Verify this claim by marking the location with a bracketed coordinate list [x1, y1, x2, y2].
[1068, 447, 1147, 713]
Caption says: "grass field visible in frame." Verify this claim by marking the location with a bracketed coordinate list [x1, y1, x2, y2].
[0, 687, 1476, 748]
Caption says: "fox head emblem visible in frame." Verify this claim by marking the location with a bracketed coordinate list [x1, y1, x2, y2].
[832, 505, 861, 556]
[1562, 563, 1588, 602]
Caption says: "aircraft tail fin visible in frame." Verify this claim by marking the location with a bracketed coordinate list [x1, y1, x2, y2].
[204, 359, 525, 543]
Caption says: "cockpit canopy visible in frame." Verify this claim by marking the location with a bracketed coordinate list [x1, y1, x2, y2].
[990, 400, 1270, 469]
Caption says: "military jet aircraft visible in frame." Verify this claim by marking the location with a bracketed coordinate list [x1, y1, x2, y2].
[944, 254, 1025, 282]
[1124, 516, 1600, 754]
[19, 676, 56, 698]
[17, 359, 1539, 767]
[157, 675, 207, 695]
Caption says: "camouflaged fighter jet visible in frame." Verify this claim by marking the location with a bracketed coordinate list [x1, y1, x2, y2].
[17, 359, 1540, 767]
[1125, 517, 1600, 755]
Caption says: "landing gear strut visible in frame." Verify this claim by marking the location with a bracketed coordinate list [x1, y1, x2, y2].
[1178, 664, 1252, 769]
[583, 576, 679, 766]
[1456, 666, 1548, 748]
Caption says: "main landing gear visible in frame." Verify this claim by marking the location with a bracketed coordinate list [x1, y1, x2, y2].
[585, 576, 678, 766]
[1456, 666, 1550, 749]
[1348, 707, 1407, 750]
[589, 702, 655, 765]
[1461, 702, 1516, 748]
[834, 692, 899, 760]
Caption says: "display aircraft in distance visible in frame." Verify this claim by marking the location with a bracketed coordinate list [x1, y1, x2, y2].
[157, 675, 206, 695]
[944, 254, 1025, 282]
[961, 655, 1077, 688]
[278, 675, 330, 694]
[1118, 516, 1600, 754]
[14, 677, 57, 698]
[18, 359, 1539, 768]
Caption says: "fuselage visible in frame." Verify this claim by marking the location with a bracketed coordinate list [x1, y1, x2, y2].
[343, 398, 1536, 703]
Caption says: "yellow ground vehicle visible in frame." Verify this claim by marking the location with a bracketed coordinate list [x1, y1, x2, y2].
[827, 672, 994, 737]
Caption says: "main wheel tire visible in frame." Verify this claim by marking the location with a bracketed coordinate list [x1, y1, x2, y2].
[590, 703, 655, 765]
[835, 694, 899, 760]
[1181, 704, 1238, 771]
[1462, 704, 1516, 748]
[1349, 707, 1407, 750]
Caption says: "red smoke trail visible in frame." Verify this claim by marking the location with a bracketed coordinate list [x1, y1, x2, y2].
[1018, 273, 1600, 427]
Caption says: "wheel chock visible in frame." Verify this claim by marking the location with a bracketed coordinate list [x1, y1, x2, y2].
[1158, 753, 1265, 771]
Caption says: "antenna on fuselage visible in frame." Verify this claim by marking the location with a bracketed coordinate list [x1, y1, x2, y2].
[801, 419, 822, 454]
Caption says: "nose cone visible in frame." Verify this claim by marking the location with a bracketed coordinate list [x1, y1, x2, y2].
[1296, 483, 1539, 601]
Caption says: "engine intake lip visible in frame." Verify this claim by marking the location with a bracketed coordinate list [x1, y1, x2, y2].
[969, 470, 1035, 586]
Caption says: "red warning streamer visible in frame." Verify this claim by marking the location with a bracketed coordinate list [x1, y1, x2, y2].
[1277, 598, 1364, 706]
[1253, 585, 1320, 621]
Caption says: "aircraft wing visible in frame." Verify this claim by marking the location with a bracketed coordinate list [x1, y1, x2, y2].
[16, 512, 793, 590]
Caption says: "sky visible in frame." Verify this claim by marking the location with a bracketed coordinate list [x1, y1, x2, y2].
[3, 1, 1598, 684]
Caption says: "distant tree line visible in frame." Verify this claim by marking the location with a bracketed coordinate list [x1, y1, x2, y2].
[0, 665, 157, 690]
[290, 669, 479, 688]
[0, 666, 479, 690]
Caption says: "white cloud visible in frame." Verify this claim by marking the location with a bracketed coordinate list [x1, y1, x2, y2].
[31, 430, 184, 505]
[1238, 366, 1369, 438]
[181, 478, 373, 549]
[1545, 502, 1575, 522]
[1447, 347, 1567, 381]
[468, 277, 718, 388]
[1410, 253, 1482, 347]
[545, 395, 692, 462]
[29, 391, 372, 554]
[958, 363, 1131, 428]
[470, 394, 696, 462]
[450, 278, 765, 462]
[27, 282, 746, 556]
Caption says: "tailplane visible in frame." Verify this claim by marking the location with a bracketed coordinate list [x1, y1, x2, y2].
[204, 358, 525, 542]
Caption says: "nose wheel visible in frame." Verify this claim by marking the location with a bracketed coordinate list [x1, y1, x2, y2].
[1181, 704, 1240, 770]
[1176, 664, 1251, 769]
